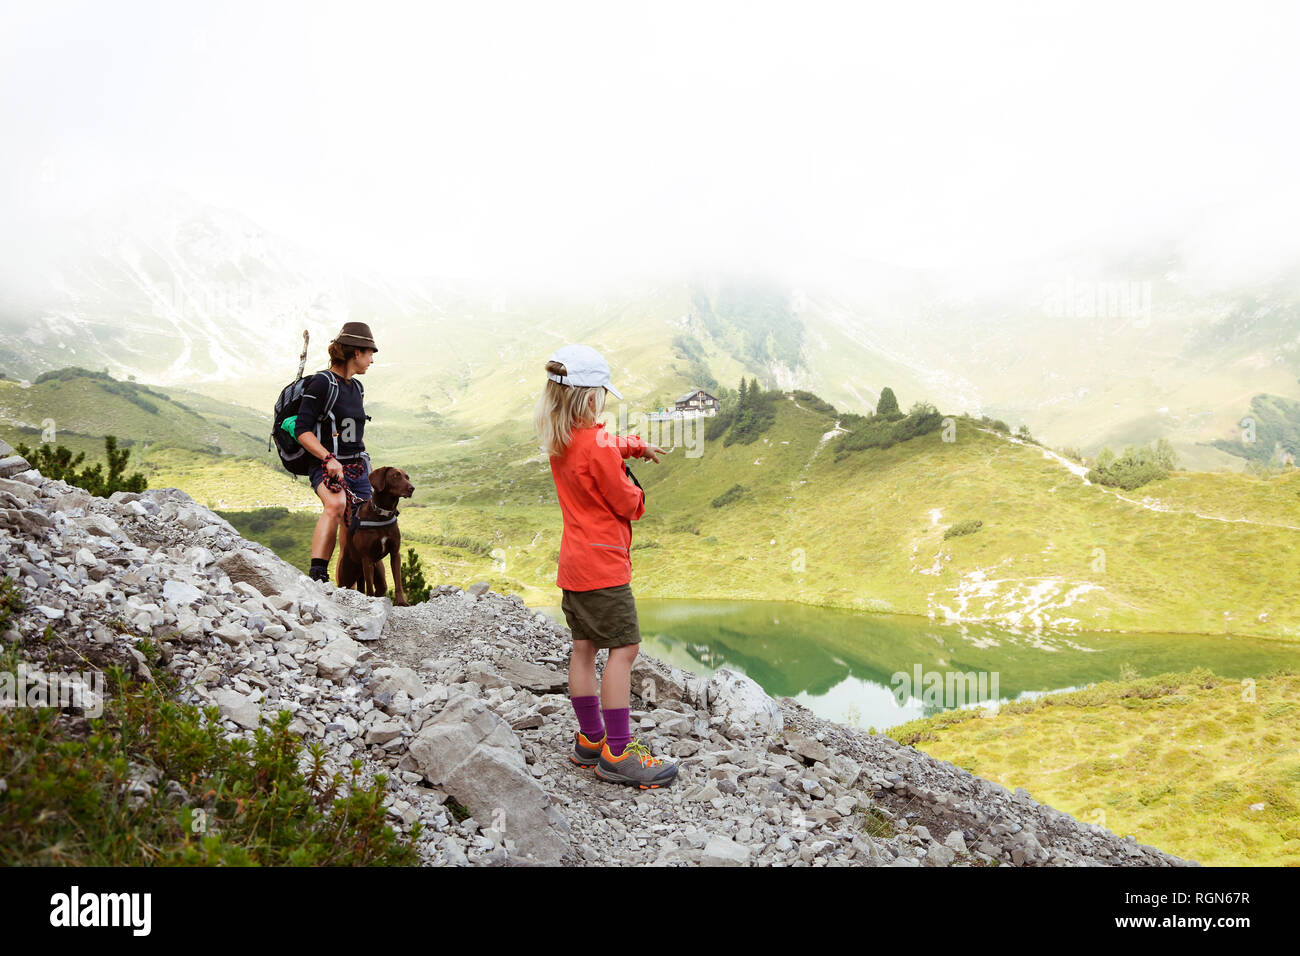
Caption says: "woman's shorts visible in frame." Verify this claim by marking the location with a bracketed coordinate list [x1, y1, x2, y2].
[561, 583, 641, 649]
[309, 451, 373, 498]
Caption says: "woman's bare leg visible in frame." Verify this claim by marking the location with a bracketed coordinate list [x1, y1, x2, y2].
[312, 482, 346, 561]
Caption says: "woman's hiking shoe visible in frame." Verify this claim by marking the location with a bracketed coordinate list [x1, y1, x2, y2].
[595, 738, 679, 789]
[571, 731, 606, 769]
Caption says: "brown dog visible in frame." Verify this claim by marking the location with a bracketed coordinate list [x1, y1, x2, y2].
[336, 465, 415, 606]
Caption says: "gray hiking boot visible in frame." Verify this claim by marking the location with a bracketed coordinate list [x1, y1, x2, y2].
[571, 730, 606, 769]
[595, 738, 679, 789]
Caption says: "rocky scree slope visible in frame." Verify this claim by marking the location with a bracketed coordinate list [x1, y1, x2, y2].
[0, 453, 1193, 866]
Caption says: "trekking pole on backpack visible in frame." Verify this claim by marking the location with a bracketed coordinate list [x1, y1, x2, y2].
[268, 329, 311, 455]
[295, 328, 309, 381]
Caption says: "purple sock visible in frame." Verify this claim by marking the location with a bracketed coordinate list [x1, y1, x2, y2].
[603, 707, 631, 756]
[570, 696, 604, 741]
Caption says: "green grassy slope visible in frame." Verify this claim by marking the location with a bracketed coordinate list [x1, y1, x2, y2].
[886, 668, 1300, 867]
[20, 368, 1298, 641]
[586, 396, 1300, 640]
[275, 392, 1300, 641]
[0, 370, 318, 513]
[0, 371, 265, 459]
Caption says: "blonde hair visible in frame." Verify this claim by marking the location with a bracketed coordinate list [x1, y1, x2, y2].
[534, 359, 606, 457]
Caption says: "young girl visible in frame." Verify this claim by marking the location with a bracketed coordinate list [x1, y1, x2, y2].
[534, 344, 679, 789]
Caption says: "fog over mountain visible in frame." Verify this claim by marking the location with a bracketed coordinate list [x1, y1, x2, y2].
[2, 192, 1297, 473]
[2, 2, 1299, 466]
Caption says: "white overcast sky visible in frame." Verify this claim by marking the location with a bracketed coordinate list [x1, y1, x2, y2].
[2, 0, 1298, 286]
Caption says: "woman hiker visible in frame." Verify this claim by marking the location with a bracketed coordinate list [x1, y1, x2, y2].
[295, 322, 377, 583]
[534, 343, 679, 789]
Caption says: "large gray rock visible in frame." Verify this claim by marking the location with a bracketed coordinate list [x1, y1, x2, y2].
[496, 658, 567, 694]
[328, 586, 393, 641]
[212, 622, 252, 646]
[162, 579, 204, 607]
[314, 634, 371, 681]
[0, 477, 40, 505]
[706, 668, 783, 737]
[464, 658, 566, 695]
[0, 508, 52, 536]
[925, 842, 956, 867]
[364, 721, 405, 746]
[1006, 829, 1050, 865]
[631, 656, 689, 704]
[944, 829, 968, 854]
[51, 488, 93, 512]
[408, 694, 570, 865]
[69, 513, 126, 540]
[0, 454, 30, 479]
[217, 548, 299, 598]
[826, 753, 863, 787]
[785, 730, 831, 764]
[465, 661, 510, 689]
[700, 835, 751, 866]
[212, 688, 261, 730]
[351, 597, 392, 642]
[370, 665, 427, 701]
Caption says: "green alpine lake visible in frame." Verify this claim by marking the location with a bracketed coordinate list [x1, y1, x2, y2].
[539, 599, 1300, 730]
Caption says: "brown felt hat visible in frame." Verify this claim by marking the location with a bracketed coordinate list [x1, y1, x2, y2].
[333, 321, 378, 352]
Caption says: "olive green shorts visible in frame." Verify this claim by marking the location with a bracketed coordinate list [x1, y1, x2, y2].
[561, 583, 642, 649]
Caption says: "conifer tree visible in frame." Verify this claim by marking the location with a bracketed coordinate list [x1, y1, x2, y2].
[400, 547, 431, 604]
[15, 435, 146, 497]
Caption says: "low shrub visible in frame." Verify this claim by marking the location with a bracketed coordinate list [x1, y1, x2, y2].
[943, 519, 984, 539]
[837, 403, 943, 455]
[711, 484, 746, 508]
[0, 674, 419, 865]
[792, 390, 837, 415]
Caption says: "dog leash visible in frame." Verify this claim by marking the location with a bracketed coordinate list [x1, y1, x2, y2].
[326, 469, 401, 534]
[324, 461, 368, 525]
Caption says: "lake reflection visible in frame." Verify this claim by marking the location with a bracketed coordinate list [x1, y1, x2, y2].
[538, 599, 1299, 730]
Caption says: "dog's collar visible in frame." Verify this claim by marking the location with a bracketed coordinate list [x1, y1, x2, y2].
[351, 498, 398, 529]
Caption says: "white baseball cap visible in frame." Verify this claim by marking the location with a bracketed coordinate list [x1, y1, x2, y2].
[546, 344, 623, 400]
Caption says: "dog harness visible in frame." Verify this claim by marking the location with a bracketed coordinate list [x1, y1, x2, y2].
[348, 500, 398, 534]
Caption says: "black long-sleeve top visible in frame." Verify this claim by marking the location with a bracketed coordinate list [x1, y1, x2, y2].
[294, 370, 368, 459]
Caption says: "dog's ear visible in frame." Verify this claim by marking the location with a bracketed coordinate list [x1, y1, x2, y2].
[370, 466, 389, 494]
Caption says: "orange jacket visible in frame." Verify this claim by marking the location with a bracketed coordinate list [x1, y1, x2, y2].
[549, 422, 647, 591]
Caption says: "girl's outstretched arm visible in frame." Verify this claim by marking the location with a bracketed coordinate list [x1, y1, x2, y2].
[602, 430, 666, 462]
